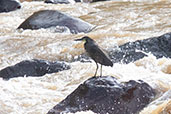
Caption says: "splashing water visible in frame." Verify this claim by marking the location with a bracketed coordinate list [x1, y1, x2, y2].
[0, 0, 171, 114]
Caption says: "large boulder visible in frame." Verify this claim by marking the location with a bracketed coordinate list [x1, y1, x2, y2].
[0, 59, 70, 80]
[47, 76, 155, 114]
[17, 10, 95, 34]
[0, 0, 21, 13]
[109, 32, 171, 63]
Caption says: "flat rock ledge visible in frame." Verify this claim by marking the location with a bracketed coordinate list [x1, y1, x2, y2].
[0, 59, 70, 80]
[47, 76, 155, 114]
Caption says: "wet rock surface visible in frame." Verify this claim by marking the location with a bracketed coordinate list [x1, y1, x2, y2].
[74, 32, 171, 64]
[109, 32, 171, 63]
[0, 59, 70, 80]
[0, 0, 21, 13]
[17, 10, 95, 34]
[47, 76, 155, 114]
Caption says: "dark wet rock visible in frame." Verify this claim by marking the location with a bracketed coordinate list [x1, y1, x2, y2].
[109, 32, 171, 63]
[47, 76, 155, 114]
[0, 0, 21, 13]
[17, 10, 95, 34]
[0, 59, 70, 80]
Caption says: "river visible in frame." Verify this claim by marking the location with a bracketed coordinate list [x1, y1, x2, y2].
[0, 0, 171, 114]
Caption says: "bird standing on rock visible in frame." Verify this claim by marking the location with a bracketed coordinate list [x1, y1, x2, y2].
[75, 36, 113, 77]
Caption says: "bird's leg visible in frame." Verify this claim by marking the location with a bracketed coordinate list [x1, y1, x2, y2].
[100, 64, 102, 76]
[94, 62, 98, 77]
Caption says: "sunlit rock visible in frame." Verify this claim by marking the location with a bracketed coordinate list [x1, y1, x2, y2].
[0, 59, 70, 80]
[17, 10, 95, 34]
[0, 0, 21, 13]
[47, 76, 155, 114]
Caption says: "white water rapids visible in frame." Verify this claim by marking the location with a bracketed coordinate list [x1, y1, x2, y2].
[0, 0, 171, 114]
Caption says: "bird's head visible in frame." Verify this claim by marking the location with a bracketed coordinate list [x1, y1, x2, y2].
[74, 36, 95, 43]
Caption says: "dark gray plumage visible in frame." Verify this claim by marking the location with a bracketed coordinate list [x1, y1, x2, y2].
[75, 36, 113, 77]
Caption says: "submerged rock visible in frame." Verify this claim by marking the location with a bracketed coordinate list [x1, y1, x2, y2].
[47, 76, 155, 114]
[0, 0, 21, 13]
[0, 59, 70, 80]
[17, 10, 95, 34]
[109, 32, 171, 63]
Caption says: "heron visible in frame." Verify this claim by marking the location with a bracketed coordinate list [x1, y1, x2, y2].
[75, 36, 113, 77]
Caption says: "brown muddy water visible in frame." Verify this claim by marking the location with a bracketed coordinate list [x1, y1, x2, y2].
[0, 0, 171, 114]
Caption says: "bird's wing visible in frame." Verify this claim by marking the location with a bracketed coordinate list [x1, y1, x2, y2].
[87, 44, 113, 66]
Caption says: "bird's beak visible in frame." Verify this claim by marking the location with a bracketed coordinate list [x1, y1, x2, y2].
[74, 38, 83, 41]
